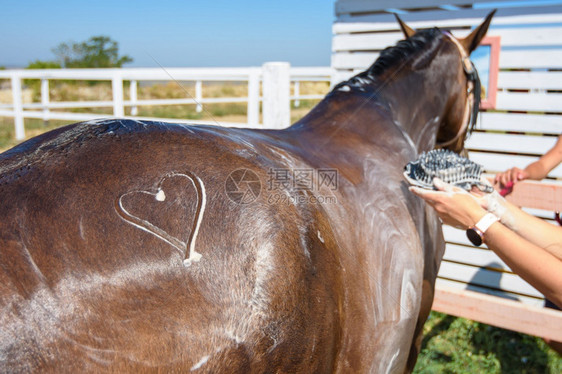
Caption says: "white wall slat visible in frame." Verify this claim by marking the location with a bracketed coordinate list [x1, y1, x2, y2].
[335, 6, 562, 29]
[469, 152, 562, 178]
[435, 278, 544, 307]
[438, 261, 542, 298]
[488, 27, 562, 47]
[465, 132, 558, 155]
[478, 112, 562, 134]
[332, 49, 562, 71]
[497, 71, 562, 90]
[495, 91, 562, 113]
[443, 243, 512, 272]
[332, 32, 403, 52]
[334, 12, 562, 34]
[443, 226, 476, 246]
[333, 27, 562, 53]
[335, 0, 499, 15]
[498, 49, 562, 69]
[331, 52, 379, 70]
[523, 207, 562, 219]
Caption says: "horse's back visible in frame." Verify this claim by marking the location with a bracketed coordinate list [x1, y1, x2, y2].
[0, 120, 343, 372]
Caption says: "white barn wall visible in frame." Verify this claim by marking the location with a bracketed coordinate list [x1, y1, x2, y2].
[333, 0, 562, 307]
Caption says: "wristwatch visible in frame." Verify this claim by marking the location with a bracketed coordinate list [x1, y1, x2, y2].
[466, 213, 499, 246]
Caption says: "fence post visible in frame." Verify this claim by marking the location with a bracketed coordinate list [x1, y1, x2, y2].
[293, 80, 300, 108]
[112, 72, 124, 117]
[195, 80, 203, 113]
[331, 71, 345, 89]
[41, 78, 50, 123]
[130, 80, 138, 116]
[11, 75, 25, 140]
[247, 70, 260, 126]
[262, 62, 290, 129]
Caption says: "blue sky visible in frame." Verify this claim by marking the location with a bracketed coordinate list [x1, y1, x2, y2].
[1, 0, 334, 68]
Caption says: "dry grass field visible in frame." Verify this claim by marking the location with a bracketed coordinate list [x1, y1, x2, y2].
[0, 80, 330, 152]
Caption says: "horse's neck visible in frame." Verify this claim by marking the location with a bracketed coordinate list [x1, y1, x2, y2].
[379, 72, 451, 153]
[290, 71, 451, 154]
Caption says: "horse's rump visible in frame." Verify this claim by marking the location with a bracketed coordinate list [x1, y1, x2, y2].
[0, 119, 345, 371]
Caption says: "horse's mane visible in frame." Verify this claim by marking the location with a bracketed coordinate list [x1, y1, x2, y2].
[334, 28, 445, 91]
[331, 27, 480, 135]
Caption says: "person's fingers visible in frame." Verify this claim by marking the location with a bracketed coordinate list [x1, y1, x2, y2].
[495, 170, 509, 184]
[409, 186, 431, 197]
[499, 168, 513, 187]
[470, 176, 492, 197]
[510, 168, 520, 183]
[409, 187, 441, 205]
[499, 170, 510, 187]
[433, 178, 451, 192]
[498, 180, 514, 197]
[433, 178, 465, 193]
[470, 186, 486, 197]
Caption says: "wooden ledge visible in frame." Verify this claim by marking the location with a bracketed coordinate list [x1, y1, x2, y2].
[487, 178, 562, 212]
[433, 285, 562, 341]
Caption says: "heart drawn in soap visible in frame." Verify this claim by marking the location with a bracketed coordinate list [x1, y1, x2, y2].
[116, 172, 206, 266]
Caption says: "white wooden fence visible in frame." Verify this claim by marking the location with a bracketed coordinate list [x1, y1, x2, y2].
[335, 0, 562, 339]
[0, 63, 334, 140]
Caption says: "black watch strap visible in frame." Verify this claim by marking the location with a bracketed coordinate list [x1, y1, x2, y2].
[466, 213, 499, 246]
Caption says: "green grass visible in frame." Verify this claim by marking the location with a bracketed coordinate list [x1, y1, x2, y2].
[414, 311, 562, 373]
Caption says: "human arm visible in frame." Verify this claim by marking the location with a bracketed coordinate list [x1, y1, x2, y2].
[410, 179, 562, 308]
[483, 192, 562, 260]
[482, 220, 562, 309]
[495, 134, 562, 188]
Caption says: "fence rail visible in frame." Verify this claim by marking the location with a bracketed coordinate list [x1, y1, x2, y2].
[0, 64, 335, 140]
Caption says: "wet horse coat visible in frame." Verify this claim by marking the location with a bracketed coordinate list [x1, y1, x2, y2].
[0, 15, 493, 373]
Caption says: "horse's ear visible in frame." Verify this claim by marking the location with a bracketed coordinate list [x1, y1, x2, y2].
[394, 14, 416, 38]
[461, 10, 496, 53]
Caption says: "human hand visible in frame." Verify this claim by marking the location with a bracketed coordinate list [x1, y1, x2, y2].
[409, 178, 488, 230]
[494, 167, 529, 189]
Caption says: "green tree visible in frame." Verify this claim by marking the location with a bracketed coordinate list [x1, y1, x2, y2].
[26, 60, 61, 69]
[53, 35, 133, 68]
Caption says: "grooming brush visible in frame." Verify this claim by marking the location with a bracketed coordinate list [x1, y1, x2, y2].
[404, 149, 493, 193]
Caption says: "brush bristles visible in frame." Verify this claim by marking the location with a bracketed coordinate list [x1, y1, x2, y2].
[405, 149, 492, 192]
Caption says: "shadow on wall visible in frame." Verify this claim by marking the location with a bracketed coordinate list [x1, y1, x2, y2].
[465, 261, 518, 301]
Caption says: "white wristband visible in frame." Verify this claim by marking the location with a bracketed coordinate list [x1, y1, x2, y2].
[475, 213, 499, 234]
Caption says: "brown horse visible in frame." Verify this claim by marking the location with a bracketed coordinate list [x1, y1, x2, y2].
[0, 14, 493, 373]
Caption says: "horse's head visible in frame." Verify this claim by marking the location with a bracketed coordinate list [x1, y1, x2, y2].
[396, 11, 495, 155]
